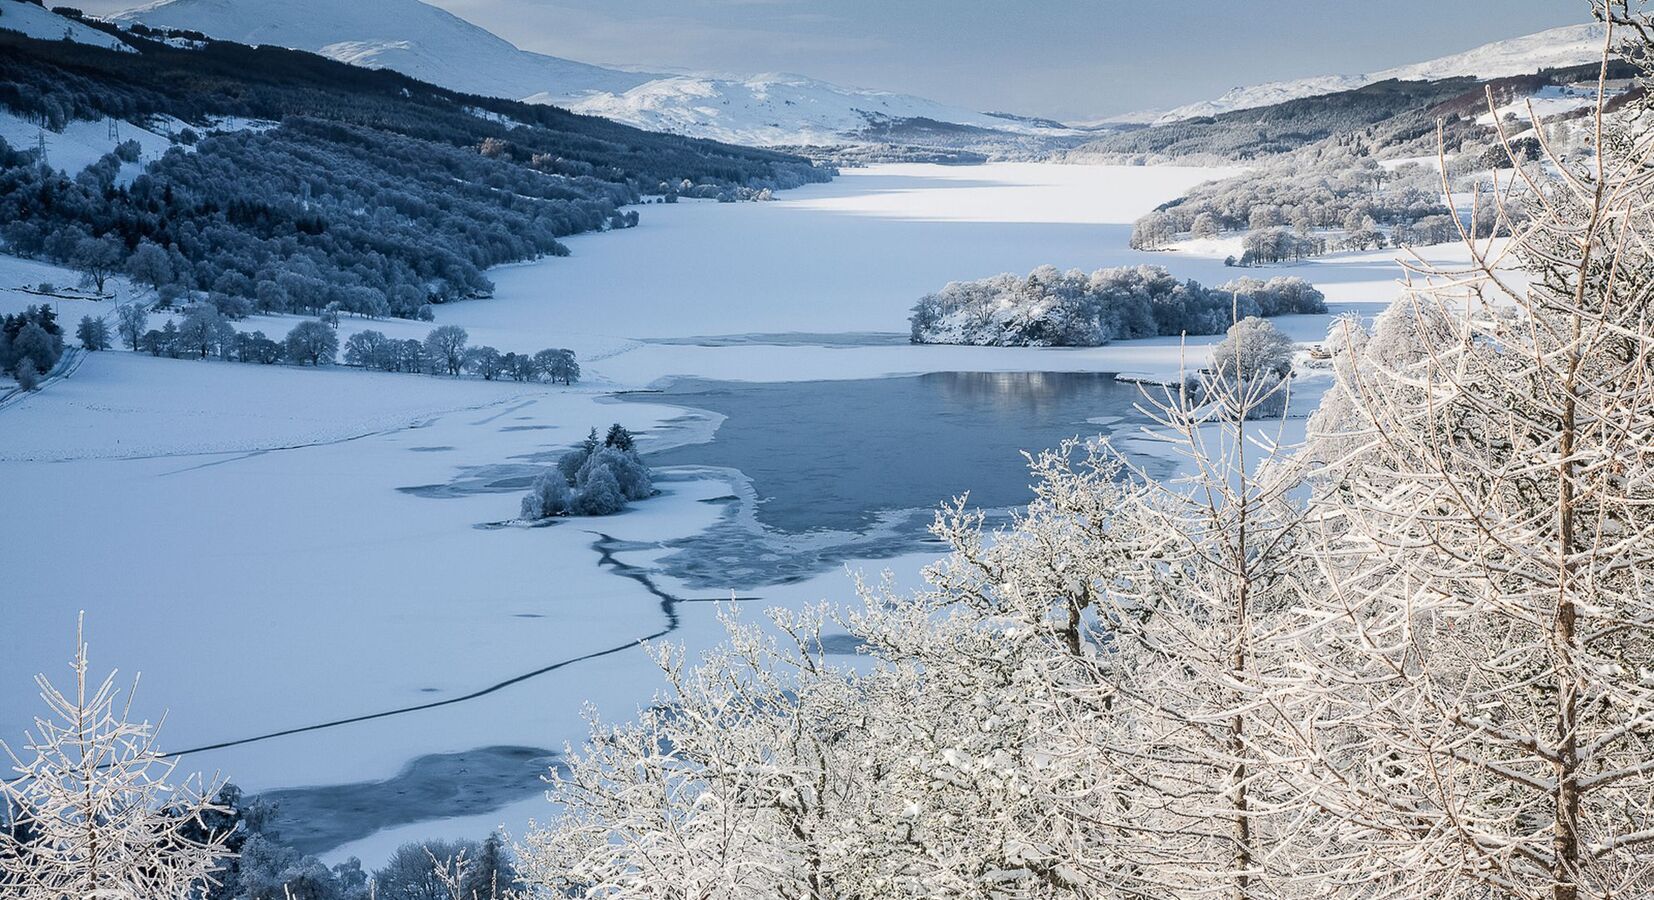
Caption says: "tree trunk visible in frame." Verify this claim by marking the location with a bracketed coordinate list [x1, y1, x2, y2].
[1551, 320, 1583, 900]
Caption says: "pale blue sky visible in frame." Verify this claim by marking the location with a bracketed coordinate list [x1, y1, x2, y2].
[85, 0, 1590, 120]
[430, 0, 1587, 118]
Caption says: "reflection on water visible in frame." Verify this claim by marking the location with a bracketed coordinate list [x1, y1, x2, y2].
[626, 371, 1154, 535]
[931, 370, 1126, 412]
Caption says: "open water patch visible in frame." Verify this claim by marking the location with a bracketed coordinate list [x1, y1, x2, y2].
[253, 745, 560, 856]
[619, 371, 1170, 588]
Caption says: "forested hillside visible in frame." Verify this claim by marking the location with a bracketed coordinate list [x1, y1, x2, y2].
[0, 21, 829, 318]
[1072, 61, 1641, 162]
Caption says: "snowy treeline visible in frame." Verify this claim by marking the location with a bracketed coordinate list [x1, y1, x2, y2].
[909, 264, 1325, 346]
[1132, 148, 1455, 249]
[1130, 132, 1542, 258]
[521, 425, 654, 519]
[111, 309, 584, 385]
[0, 124, 610, 319]
[346, 327, 580, 383]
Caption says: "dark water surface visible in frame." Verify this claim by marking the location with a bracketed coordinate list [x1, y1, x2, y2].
[625, 371, 1157, 534]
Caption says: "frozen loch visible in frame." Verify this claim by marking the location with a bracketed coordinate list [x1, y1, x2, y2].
[0, 162, 1411, 863]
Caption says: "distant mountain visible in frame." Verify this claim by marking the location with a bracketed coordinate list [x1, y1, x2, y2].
[1153, 23, 1612, 124]
[113, 0, 655, 100]
[110, 0, 1074, 151]
[551, 73, 1075, 148]
[0, 0, 132, 51]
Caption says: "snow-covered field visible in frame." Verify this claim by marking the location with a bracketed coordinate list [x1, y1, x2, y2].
[0, 162, 1444, 865]
[0, 109, 175, 181]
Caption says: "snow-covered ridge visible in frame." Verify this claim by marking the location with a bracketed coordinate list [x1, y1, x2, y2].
[549, 74, 1076, 148]
[113, 0, 655, 99]
[1154, 23, 1613, 124]
[0, 0, 133, 52]
[110, 0, 1075, 148]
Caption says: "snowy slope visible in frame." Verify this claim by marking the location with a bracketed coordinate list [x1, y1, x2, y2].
[114, 0, 654, 99]
[0, 0, 133, 51]
[0, 109, 173, 176]
[550, 73, 1074, 147]
[1155, 23, 1611, 123]
[110, 0, 1072, 147]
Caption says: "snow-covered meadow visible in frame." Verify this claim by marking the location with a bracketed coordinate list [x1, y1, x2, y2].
[0, 161, 1438, 864]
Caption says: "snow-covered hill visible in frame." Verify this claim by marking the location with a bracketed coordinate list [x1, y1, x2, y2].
[550, 73, 1073, 147]
[1155, 23, 1612, 124]
[109, 0, 1072, 148]
[0, 0, 133, 52]
[113, 0, 654, 100]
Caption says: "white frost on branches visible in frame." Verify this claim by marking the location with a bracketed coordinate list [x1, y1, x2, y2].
[0, 616, 230, 900]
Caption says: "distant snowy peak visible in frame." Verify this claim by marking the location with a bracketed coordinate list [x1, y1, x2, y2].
[1156, 23, 1613, 124]
[1376, 23, 1612, 83]
[107, 0, 1071, 148]
[113, 0, 654, 99]
[552, 74, 1075, 147]
[0, 0, 133, 52]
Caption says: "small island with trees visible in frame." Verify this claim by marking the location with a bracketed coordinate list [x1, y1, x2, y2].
[520, 424, 655, 520]
[909, 264, 1325, 346]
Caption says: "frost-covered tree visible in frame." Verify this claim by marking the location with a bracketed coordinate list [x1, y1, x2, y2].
[342, 329, 395, 370]
[126, 240, 175, 294]
[13, 357, 40, 391]
[70, 235, 123, 295]
[373, 840, 482, 900]
[578, 447, 652, 503]
[466, 345, 504, 380]
[396, 339, 427, 374]
[533, 348, 579, 385]
[520, 470, 574, 519]
[521, 350, 1321, 898]
[604, 424, 636, 453]
[0, 617, 232, 899]
[462, 832, 518, 899]
[115, 304, 149, 351]
[1210, 316, 1294, 382]
[424, 326, 469, 376]
[1288, 26, 1654, 898]
[284, 320, 338, 366]
[10, 323, 59, 375]
[75, 316, 110, 351]
[176, 305, 228, 359]
[1208, 315, 1294, 420]
[520, 608, 879, 898]
[502, 352, 537, 382]
[571, 462, 626, 516]
[1248, 204, 1285, 230]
